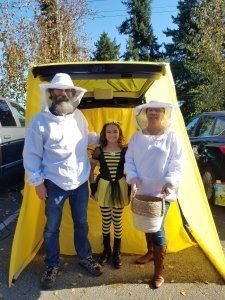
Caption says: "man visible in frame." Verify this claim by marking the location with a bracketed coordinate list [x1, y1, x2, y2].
[23, 73, 102, 290]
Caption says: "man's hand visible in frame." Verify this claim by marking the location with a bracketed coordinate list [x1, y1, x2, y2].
[129, 177, 141, 193]
[161, 183, 174, 196]
[35, 183, 48, 201]
[92, 191, 98, 201]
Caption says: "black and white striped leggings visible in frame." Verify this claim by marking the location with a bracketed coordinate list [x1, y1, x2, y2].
[100, 206, 124, 239]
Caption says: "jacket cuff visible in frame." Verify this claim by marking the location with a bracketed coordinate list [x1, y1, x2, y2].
[126, 173, 138, 183]
[27, 175, 44, 186]
[164, 177, 178, 188]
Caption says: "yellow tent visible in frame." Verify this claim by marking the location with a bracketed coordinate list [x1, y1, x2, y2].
[9, 62, 225, 286]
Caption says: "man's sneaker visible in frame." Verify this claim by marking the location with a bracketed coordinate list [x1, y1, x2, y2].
[79, 256, 103, 276]
[40, 266, 59, 290]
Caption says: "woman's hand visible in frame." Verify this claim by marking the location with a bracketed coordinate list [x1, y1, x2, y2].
[35, 183, 48, 201]
[161, 183, 174, 196]
[129, 177, 141, 193]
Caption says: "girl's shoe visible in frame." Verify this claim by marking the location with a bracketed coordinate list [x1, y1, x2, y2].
[113, 237, 122, 269]
[98, 233, 111, 266]
[99, 249, 111, 265]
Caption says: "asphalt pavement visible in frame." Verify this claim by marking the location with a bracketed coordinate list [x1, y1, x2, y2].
[0, 182, 225, 300]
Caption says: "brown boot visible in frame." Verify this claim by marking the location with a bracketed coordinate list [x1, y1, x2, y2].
[152, 245, 166, 288]
[135, 233, 154, 264]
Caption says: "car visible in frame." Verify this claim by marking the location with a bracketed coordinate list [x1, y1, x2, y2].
[186, 111, 225, 203]
[0, 98, 25, 188]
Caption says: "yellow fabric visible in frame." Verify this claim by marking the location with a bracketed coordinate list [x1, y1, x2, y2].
[9, 62, 225, 286]
[97, 177, 129, 208]
[96, 150, 129, 208]
[94, 88, 113, 99]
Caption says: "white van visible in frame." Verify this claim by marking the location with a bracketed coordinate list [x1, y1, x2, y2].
[0, 98, 25, 187]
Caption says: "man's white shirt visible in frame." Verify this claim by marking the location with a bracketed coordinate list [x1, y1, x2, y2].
[23, 109, 98, 190]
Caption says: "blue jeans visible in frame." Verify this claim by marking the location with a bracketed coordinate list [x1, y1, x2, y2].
[151, 201, 170, 246]
[44, 180, 92, 267]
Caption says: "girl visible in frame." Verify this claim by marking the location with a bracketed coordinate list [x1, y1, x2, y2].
[90, 122, 130, 269]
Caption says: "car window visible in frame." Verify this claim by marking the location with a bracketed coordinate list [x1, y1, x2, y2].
[213, 117, 225, 136]
[10, 102, 25, 127]
[0, 99, 17, 126]
[196, 116, 215, 137]
[186, 116, 201, 137]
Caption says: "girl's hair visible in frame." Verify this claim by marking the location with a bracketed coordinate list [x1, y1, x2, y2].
[100, 122, 124, 148]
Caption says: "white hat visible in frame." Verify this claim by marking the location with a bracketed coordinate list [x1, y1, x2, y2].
[39, 73, 87, 94]
[134, 101, 176, 115]
[134, 100, 177, 131]
[39, 73, 87, 112]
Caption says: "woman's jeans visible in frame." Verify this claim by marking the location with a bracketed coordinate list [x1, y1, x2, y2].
[151, 201, 170, 246]
[44, 180, 92, 267]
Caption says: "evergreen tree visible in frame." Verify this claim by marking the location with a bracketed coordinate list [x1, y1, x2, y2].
[92, 32, 120, 61]
[163, 0, 198, 114]
[164, 0, 225, 120]
[118, 0, 161, 61]
[183, 0, 225, 119]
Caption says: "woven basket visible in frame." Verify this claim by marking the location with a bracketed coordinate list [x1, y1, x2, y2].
[131, 194, 164, 233]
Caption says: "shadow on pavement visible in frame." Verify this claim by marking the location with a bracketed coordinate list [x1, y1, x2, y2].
[211, 204, 225, 241]
[2, 245, 223, 299]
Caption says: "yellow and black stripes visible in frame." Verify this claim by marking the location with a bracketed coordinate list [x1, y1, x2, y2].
[100, 206, 123, 239]
[100, 207, 112, 235]
[103, 151, 121, 180]
[112, 207, 123, 239]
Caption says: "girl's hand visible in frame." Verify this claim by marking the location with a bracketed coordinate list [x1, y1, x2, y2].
[93, 191, 98, 201]
[129, 178, 141, 192]
[35, 183, 48, 201]
[161, 183, 174, 196]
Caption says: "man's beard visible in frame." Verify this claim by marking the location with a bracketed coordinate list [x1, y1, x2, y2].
[51, 94, 75, 115]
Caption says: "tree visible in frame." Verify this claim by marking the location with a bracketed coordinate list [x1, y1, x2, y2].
[118, 0, 161, 61]
[92, 32, 120, 61]
[0, 0, 90, 103]
[163, 0, 198, 114]
[36, 0, 90, 63]
[182, 0, 225, 119]
[0, 1, 37, 104]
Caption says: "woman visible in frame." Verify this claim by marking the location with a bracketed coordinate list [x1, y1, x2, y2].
[125, 100, 185, 288]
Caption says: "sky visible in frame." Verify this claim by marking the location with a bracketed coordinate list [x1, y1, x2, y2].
[85, 0, 179, 55]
